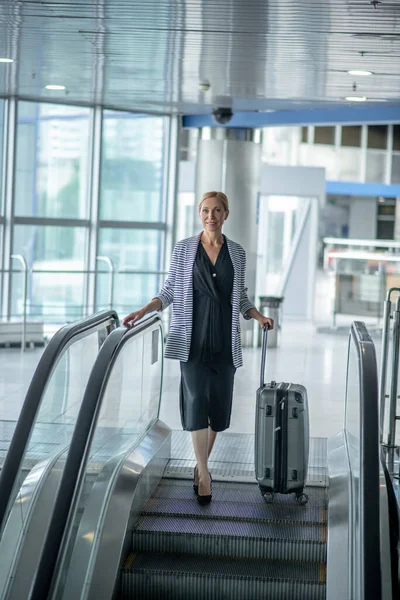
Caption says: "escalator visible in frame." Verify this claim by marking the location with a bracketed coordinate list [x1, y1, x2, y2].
[120, 468, 328, 599]
[0, 310, 119, 598]
[0, 315, 398, 599]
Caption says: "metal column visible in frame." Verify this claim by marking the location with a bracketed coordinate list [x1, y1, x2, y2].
[195, 128, 262, 346]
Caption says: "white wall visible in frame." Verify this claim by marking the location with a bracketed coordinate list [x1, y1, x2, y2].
[259, 165, 326, 321]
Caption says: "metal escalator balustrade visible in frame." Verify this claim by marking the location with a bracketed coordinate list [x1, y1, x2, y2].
[37, 318, 395, 600]
[29, 315, 164, 600]
[0, 310, 119, 600]
[327, 321, 395, 600]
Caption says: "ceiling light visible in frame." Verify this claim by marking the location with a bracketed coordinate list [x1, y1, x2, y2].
[45, 84, 66, 91]
[347, 69, 373, 76]
[345, 96, 367, 102]
[0, 58, 14, 63]
[366, 98, 388, 102]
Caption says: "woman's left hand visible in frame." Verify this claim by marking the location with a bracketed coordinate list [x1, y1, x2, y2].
[257, 315, 274, 330]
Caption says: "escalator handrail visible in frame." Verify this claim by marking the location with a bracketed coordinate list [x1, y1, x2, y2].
[29, 314, 162, 600]
[349, 321, 382, 599]
[0, 309, 119, 535]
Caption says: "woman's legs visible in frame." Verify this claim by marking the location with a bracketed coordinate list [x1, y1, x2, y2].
[192, 427, 217, 495]
[207, 426, 217, 456]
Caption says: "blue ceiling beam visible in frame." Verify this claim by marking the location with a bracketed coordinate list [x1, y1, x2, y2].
[182, 106, 400, 128]
[326, 180, 400, 198]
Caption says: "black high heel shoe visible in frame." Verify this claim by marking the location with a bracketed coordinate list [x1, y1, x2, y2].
[193, 465, 199, 495]
[197, 472, 212, 505]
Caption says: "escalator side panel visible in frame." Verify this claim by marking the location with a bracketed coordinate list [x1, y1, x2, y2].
[0, 452, 65, 600]
[326, 432, 351, 600]
[58, 421, 171, 600]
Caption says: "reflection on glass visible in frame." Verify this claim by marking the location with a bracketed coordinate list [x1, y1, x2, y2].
[15, 102, 90, 218]
[96, 228, 163, 312]
[262, 195, 310, 295]
[0, 327, 105, 592]
[11, 224, 87, 321]
[54, 324, 163, 596]
[100, 112, 166, 221]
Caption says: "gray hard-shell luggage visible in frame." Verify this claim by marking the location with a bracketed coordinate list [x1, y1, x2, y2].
[255, 327, 309, 505]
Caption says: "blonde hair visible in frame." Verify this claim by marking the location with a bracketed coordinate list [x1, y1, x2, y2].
[198, 191, 229, 213]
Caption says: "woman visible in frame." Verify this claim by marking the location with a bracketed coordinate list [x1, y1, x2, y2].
[123, 191, 274, 504]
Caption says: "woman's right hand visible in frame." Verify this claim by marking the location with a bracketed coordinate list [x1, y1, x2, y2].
[122, 307, 147, 328]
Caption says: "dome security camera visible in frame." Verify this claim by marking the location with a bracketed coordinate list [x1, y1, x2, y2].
[199, 81, 211, 92]
[212, 106, 233, 125]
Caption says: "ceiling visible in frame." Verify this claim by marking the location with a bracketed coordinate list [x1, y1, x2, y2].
[0, 0, 400, 115]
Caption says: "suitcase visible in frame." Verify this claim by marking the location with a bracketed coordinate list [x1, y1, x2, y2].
[255, 326, 309, 505]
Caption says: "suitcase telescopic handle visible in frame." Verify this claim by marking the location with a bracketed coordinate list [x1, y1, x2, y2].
[260, 325, 268, 388]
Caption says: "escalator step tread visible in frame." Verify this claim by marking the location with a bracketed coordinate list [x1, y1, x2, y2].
[142, 496, 327, 525]
[134, 514, 326, 542]
[132, 525, 326, 563]
[122, 551, 327, 583]
[152, 478, 328, 509]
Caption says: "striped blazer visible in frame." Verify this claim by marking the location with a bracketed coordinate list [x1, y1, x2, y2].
[155, 233, 255, 369]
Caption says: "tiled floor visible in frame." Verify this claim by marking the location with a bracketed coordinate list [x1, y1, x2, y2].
[161, 320, 383, 440]
[0, 319, 385, 441]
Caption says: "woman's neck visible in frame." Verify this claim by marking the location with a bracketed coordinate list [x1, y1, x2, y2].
[201, 230, 224, 246]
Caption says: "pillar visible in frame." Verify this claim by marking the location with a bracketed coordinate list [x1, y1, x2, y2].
[194, 127, 262, 345]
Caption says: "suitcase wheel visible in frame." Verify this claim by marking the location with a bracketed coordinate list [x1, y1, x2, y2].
[295, 492, 309, 506]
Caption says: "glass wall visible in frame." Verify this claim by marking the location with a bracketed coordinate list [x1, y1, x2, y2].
[15, 103, 90, 219]
[0, 100, 170, 324]
[11, 224, 88, 320]
[97, 228, 162, 313]
[100, 112, 165, 222]
[10, 102, 91, 320]
[96, 112, 167, 313]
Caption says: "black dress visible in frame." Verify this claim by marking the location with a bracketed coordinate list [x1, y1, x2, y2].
[179, 239, 236, 432]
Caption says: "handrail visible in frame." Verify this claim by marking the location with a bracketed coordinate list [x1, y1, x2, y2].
[29, 314, 162, 600]
[348, 321, 382, 599]
[0, 309, 119, 535]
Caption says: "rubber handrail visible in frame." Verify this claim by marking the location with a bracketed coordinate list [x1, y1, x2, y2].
[349, 321, 382, 599]
[0, 309, 119, 533]
[29, 314, 162, 600]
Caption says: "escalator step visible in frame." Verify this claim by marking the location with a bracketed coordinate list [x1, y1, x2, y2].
[152, 479, 328, 509]
[143, 496, 327, 525]
[132, 529, 326, 563]
[120, 552, 326, 600]
[135, 514, 325, 541]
